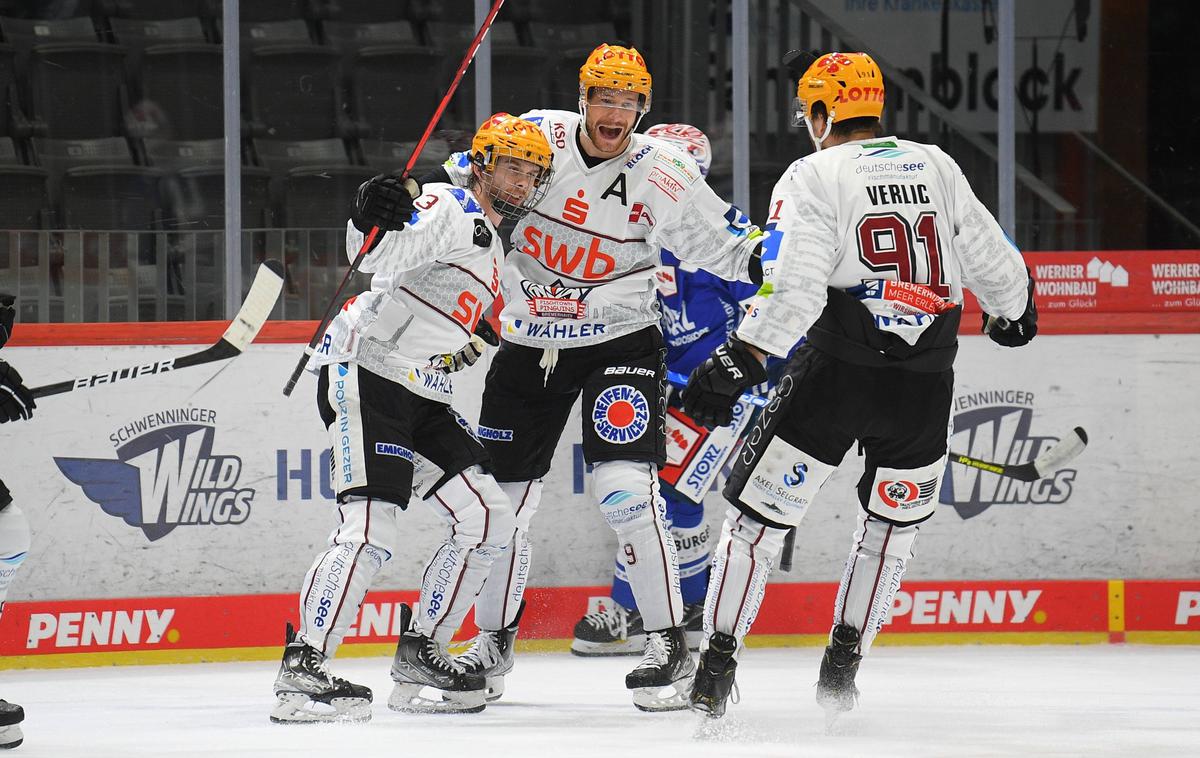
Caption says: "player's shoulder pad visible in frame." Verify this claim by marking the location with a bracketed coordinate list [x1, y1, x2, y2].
[520, 109, 577, 150]
[472, 218, 493, 248]
[409, 183, 485, 232]
[639, 135, 703, 187]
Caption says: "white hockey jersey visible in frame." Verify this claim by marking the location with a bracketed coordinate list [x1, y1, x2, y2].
[737, 136, 1029, 358]
[308, 182, 503, 403]
[445, 110, 761, 349]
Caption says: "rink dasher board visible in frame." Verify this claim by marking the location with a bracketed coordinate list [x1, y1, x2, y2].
[0, 579, 1198, 669]
[0, 321, 1198, 667]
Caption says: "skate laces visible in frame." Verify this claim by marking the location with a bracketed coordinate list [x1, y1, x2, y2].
[298, 644, 349, 687]
[636, 631, 672, 669]
[458, 630, 502, 669]
[420, 637, 462, 674]
[582, 604, 627, 639]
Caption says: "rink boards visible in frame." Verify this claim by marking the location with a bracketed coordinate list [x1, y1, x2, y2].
[2, 248, 1199, 667]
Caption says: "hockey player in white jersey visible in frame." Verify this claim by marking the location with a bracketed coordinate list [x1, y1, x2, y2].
[428, 44, 765, 711]
[681, 52, 1037, 719]
[271, 114, 554, 722]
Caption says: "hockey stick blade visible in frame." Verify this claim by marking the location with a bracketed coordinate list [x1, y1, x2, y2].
[30, 259, 284, 398]
[950, 426, 1088, 482]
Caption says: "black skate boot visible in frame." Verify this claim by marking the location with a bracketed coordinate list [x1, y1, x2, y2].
[816, 624, 863, 719]
[0, 700, 24, 749]
[456, 600, 525, 702]
[688, 631, 739, 718]
[625, 625, 695, 711]
[270, 623, 372, 724]
[570, 599, 645, 656]
[681, 602, 704, 651]
[389, 604, 487, 714]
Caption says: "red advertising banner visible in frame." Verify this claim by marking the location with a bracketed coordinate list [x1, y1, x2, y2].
[961, 249, 1200, 314]
[1123, 580, 1200, 632]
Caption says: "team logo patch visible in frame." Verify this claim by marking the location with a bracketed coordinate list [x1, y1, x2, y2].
[521, 279, 594, 319]
[592, 385, 650, 445]
[877, 478, 938, 509]
[375, 442, 414, 461]
[783, 462, 808, 487]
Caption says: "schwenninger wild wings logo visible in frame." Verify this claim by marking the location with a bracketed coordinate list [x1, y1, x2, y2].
[940, 390, 1078, 519]
[55, 408, 255, 541]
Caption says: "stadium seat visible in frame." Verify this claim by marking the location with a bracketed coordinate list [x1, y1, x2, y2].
[110, 16, 207, 71]
[0, 14, 100, 76]
[26, 43, 129, 139]
[282, 165, 372, 228]
[214, 0, 313, 23]
[323, 20, 418, 55]
[359, 136, 450, 177]
[0, 162, 50, 229]
[138, 43, 223, 140]
[348, 44, 445, 142]
[246, 44, 349, 140]
[107, 0, 206, 20]
[317, 0, 409, 22]
[236, 19, 312, 49]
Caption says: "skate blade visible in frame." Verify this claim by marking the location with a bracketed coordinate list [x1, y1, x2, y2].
[631, 675, 695, 712]
[389, 682, 486, 714]
[687, 694, 727, 719]
[443, 675, 505, 703]
[569, 636, 646, 657]
[269, 692, 371, 724]
[0, 723, 23, 749]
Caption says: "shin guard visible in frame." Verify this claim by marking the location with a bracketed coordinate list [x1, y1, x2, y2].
[415, 466, 515, 643]
[704, 506, 788, 641]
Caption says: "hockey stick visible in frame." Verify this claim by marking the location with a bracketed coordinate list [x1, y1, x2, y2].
[281, 0, 507, 397]
[666, 371, 1088, 482]
[29, 259, 284, 398]
[949, 427, 1088, 482]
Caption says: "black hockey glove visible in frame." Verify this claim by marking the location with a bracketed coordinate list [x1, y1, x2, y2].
[430, 318, 500, 375]
[0, 359, 36, 423]
[984, 270, 1038, 348]
[0, 292, 15, 349]
[351, 174, 419, 236]
[682, 335, 767, 429]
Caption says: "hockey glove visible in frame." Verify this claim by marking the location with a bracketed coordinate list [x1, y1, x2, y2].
[351, 174, 419, 236]
[0, 359, 35, 423]
[430, 318, 500, 375]
[984, 270, 1038, 348]
[0, 292, 14, 349]
[682, 335, 767, 428]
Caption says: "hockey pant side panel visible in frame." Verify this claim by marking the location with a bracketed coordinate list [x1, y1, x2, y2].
[0, 503, 30, 615]
[833, 509, 918, 655]
[471, 479, 541, 631]
[611, 488, 711, 609]
[298, 497, 398, 656]
[414, 466, 515, 644]
[593, 460, 682, 631]
[704, 506, 789, 642]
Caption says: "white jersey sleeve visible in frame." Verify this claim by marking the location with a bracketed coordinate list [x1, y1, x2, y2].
[735, 158, 839, 358]
[650, 172, 761, 284]
[344, 184, 470, 275]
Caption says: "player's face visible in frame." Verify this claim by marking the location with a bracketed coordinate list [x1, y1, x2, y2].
[490, 155, 544, 205]
[585, 88, 641, 152]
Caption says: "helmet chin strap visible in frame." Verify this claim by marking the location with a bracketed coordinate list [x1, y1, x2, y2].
[804, 109, 835, 151]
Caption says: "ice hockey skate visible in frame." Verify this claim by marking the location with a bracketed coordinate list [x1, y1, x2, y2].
[0, 700, 23, 750]
[270, 623, 372, 724]
[816, 623, 863, 728]
[688, 631, 739, 718]
[389, 604, 487, 714]
[625, 626, 695, 711]
[456, 601, 525, 701]
[570, 599, 645, 656]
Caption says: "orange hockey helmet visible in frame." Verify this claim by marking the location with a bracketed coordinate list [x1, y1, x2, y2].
[792, 52, 884, 145]
[469, 113, 554, 220]
[578, 43, 653, 112]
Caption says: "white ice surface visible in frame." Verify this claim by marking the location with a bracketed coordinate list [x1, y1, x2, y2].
[3, 644, 1198, 757]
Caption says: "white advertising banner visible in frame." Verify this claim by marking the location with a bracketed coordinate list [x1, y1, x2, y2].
[2, 332, 1196, 603]
[811, 0, 1100, 132]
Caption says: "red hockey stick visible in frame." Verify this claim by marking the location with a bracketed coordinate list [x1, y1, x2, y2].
[282, 0, 507, 397]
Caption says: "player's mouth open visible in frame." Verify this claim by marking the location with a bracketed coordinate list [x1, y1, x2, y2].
[598, 125, 624, 141]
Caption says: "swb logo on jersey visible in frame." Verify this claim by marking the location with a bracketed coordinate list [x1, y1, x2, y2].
[940, 390, 1078, 519]
[592, 385, 650, 444]
[55, 408, 255, 541]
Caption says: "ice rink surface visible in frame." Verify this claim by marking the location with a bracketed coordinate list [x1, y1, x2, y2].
[3, 644, 1198, 757]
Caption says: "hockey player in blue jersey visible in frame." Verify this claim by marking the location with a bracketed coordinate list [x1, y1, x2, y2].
[570, 124, 763, 655]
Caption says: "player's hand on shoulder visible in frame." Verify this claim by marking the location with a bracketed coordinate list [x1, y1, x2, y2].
[429, 319, 500, 375]
[984, 270, 1038, 348]
[681, 335, 767, 428]
[0, 358, 35, 423]
[352, 174, 419, 235]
